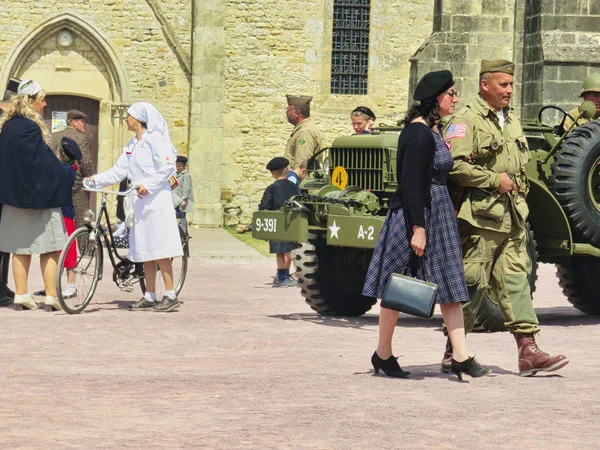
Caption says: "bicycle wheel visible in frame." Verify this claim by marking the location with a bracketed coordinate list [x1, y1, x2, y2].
[57, 227, 102, 314]
[139, 226, 189, 297]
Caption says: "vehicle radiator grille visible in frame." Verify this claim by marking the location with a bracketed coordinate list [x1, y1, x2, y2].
[329, 147, 387, 191]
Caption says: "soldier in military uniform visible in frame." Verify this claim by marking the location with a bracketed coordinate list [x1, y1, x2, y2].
[442, 59, 569, 377]
[283, 95, 325, 169]
[563, 73, 600, 131]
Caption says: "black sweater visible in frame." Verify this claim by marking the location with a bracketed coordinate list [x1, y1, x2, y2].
[0, 116, 73, 210]
[259, 179, 299, 211]
[388, 122, 435, 228]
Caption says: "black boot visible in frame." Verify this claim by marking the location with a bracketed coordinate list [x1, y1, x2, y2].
[450, 357, 492, 382]
[440, 337, 453, 373]
[0, 252, 13, 306]
[371, 352, 410, 378]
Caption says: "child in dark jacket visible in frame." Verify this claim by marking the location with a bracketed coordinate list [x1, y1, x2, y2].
[259, 157, 300, 287]
[57, 137, 81, 298]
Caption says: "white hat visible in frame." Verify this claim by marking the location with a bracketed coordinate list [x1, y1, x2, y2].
[17, 79, 42, 96]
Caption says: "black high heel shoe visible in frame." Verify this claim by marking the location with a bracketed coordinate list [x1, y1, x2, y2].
[450, 357, 492, 382]
[371, 352, 410, 378]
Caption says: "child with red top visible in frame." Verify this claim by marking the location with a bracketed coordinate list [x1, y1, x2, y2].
[58, 137, 81, 298]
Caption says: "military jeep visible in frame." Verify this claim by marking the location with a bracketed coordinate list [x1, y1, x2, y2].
[252, 101, 600, 332]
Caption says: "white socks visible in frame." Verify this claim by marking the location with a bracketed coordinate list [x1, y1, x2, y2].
[144, 291, 156, 302]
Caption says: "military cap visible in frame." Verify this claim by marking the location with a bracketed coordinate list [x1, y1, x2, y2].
[176, 155, 188, 164]
[60, 136, 82, 161]
[413, 70, 454, 101]
[579, 73, 600, 97]
[266, 156, 289, 171]
[352, 106, 376, 120]
[480, 59, 515, 75]
[67, 109, 88, 121]
[286, 94, 313, 107]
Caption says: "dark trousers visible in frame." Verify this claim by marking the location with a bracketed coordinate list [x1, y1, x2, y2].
[175, 208, 187, 236]
[0, 251, 12, 303]
[0, 251, 9, 285]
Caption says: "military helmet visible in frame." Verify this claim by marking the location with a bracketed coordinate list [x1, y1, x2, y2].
[580, 73, 600, 97]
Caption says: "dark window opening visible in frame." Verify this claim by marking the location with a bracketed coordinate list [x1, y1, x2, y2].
[331, 0, 371, 95]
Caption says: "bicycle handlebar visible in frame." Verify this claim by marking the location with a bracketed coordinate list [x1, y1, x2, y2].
[83, 182, 138, 196]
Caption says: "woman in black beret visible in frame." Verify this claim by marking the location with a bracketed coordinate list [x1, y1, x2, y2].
[363, 70, 491, 381]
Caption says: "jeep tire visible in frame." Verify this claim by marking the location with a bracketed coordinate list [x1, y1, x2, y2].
[551, 121, 600, 247]
[295, 231, 376, 316]
[556, 257, 600, 315]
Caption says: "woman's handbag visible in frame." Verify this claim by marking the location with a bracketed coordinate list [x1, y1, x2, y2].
[380, 255, 438, 318]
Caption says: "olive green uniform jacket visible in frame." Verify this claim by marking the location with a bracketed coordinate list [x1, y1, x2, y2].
[444, 96, 530, 233]
[443, 96, 540, 334]
[283, 117, 325, 169]
[562, 106, 599, 132]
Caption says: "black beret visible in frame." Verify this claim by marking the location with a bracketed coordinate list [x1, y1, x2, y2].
[266, 156, 289, 171]
[6, 78, 19, 93]
[60, 136, 82, 161]
[413, 70, 454, 101]
[352, 106, 376, 120]
[176, 155, 188, 164]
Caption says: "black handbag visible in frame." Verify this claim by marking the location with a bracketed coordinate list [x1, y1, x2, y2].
[380, 255, 438, 319]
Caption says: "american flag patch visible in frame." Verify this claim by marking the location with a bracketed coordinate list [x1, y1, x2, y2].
[446, 124, 467, 139]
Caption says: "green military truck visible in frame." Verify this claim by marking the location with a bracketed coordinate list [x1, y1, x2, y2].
[252, 101, 600, 332]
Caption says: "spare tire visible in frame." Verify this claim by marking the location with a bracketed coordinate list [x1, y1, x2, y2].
[551, 120, 600, 247]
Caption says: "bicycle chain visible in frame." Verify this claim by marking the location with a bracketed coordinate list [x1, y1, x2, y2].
[284, 193, 363, 209]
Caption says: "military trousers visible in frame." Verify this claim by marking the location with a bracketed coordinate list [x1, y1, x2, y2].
[459, 221, 540, 335]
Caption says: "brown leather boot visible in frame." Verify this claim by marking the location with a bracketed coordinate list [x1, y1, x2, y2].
[440, 337, 453, 373]
[514, 333, 569, 377]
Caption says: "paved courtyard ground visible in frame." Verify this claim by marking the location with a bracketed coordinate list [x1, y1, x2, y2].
[0, 228, 597, 449]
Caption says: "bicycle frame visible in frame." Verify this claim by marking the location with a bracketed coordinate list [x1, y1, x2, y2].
[84, 187, 141, 288]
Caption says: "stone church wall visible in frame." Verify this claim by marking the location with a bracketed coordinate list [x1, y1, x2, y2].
[1, 1, 598, 226]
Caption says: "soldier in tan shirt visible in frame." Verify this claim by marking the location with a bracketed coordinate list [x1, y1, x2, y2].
[563, 73, 600, 132]
[283, 95, 325, 170]
[442, 59, 568, 377]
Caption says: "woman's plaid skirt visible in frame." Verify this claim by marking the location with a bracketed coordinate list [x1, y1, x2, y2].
[362, 184, 469, 305]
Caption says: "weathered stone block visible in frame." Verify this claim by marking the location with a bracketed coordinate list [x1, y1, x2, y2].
[446, 0, 472, 14]
[544, 81, 581, 103]
[544, 65, 560, 81]
[559, 65, 588, 82]
[482, 0, 508, 15]
[436, 44, 467, 62]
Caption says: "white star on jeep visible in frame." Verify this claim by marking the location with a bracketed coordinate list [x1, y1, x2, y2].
[329, 221, 340, 239]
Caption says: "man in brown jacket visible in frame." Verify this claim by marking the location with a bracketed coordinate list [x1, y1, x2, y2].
[51, 109, 95, 246]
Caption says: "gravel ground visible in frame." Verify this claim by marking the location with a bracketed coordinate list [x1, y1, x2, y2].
[0, 243, 596, 449]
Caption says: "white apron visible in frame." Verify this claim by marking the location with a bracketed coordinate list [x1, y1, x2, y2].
[94, 132, 183, 262]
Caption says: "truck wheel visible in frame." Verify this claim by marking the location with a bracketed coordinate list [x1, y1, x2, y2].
[551, 121, 600, 247]
[473, 223, 538, 332]
[556, 257, 600, 315]
[295, 231, 376, 316]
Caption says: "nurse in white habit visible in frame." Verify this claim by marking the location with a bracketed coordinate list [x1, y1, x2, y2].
[89, 102, 183, 312]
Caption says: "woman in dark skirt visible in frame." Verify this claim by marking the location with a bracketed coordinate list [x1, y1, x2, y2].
[363, 70, 491, 381]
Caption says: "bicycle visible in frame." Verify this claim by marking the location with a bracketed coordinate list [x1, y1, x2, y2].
[56, 185, 189, 314]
